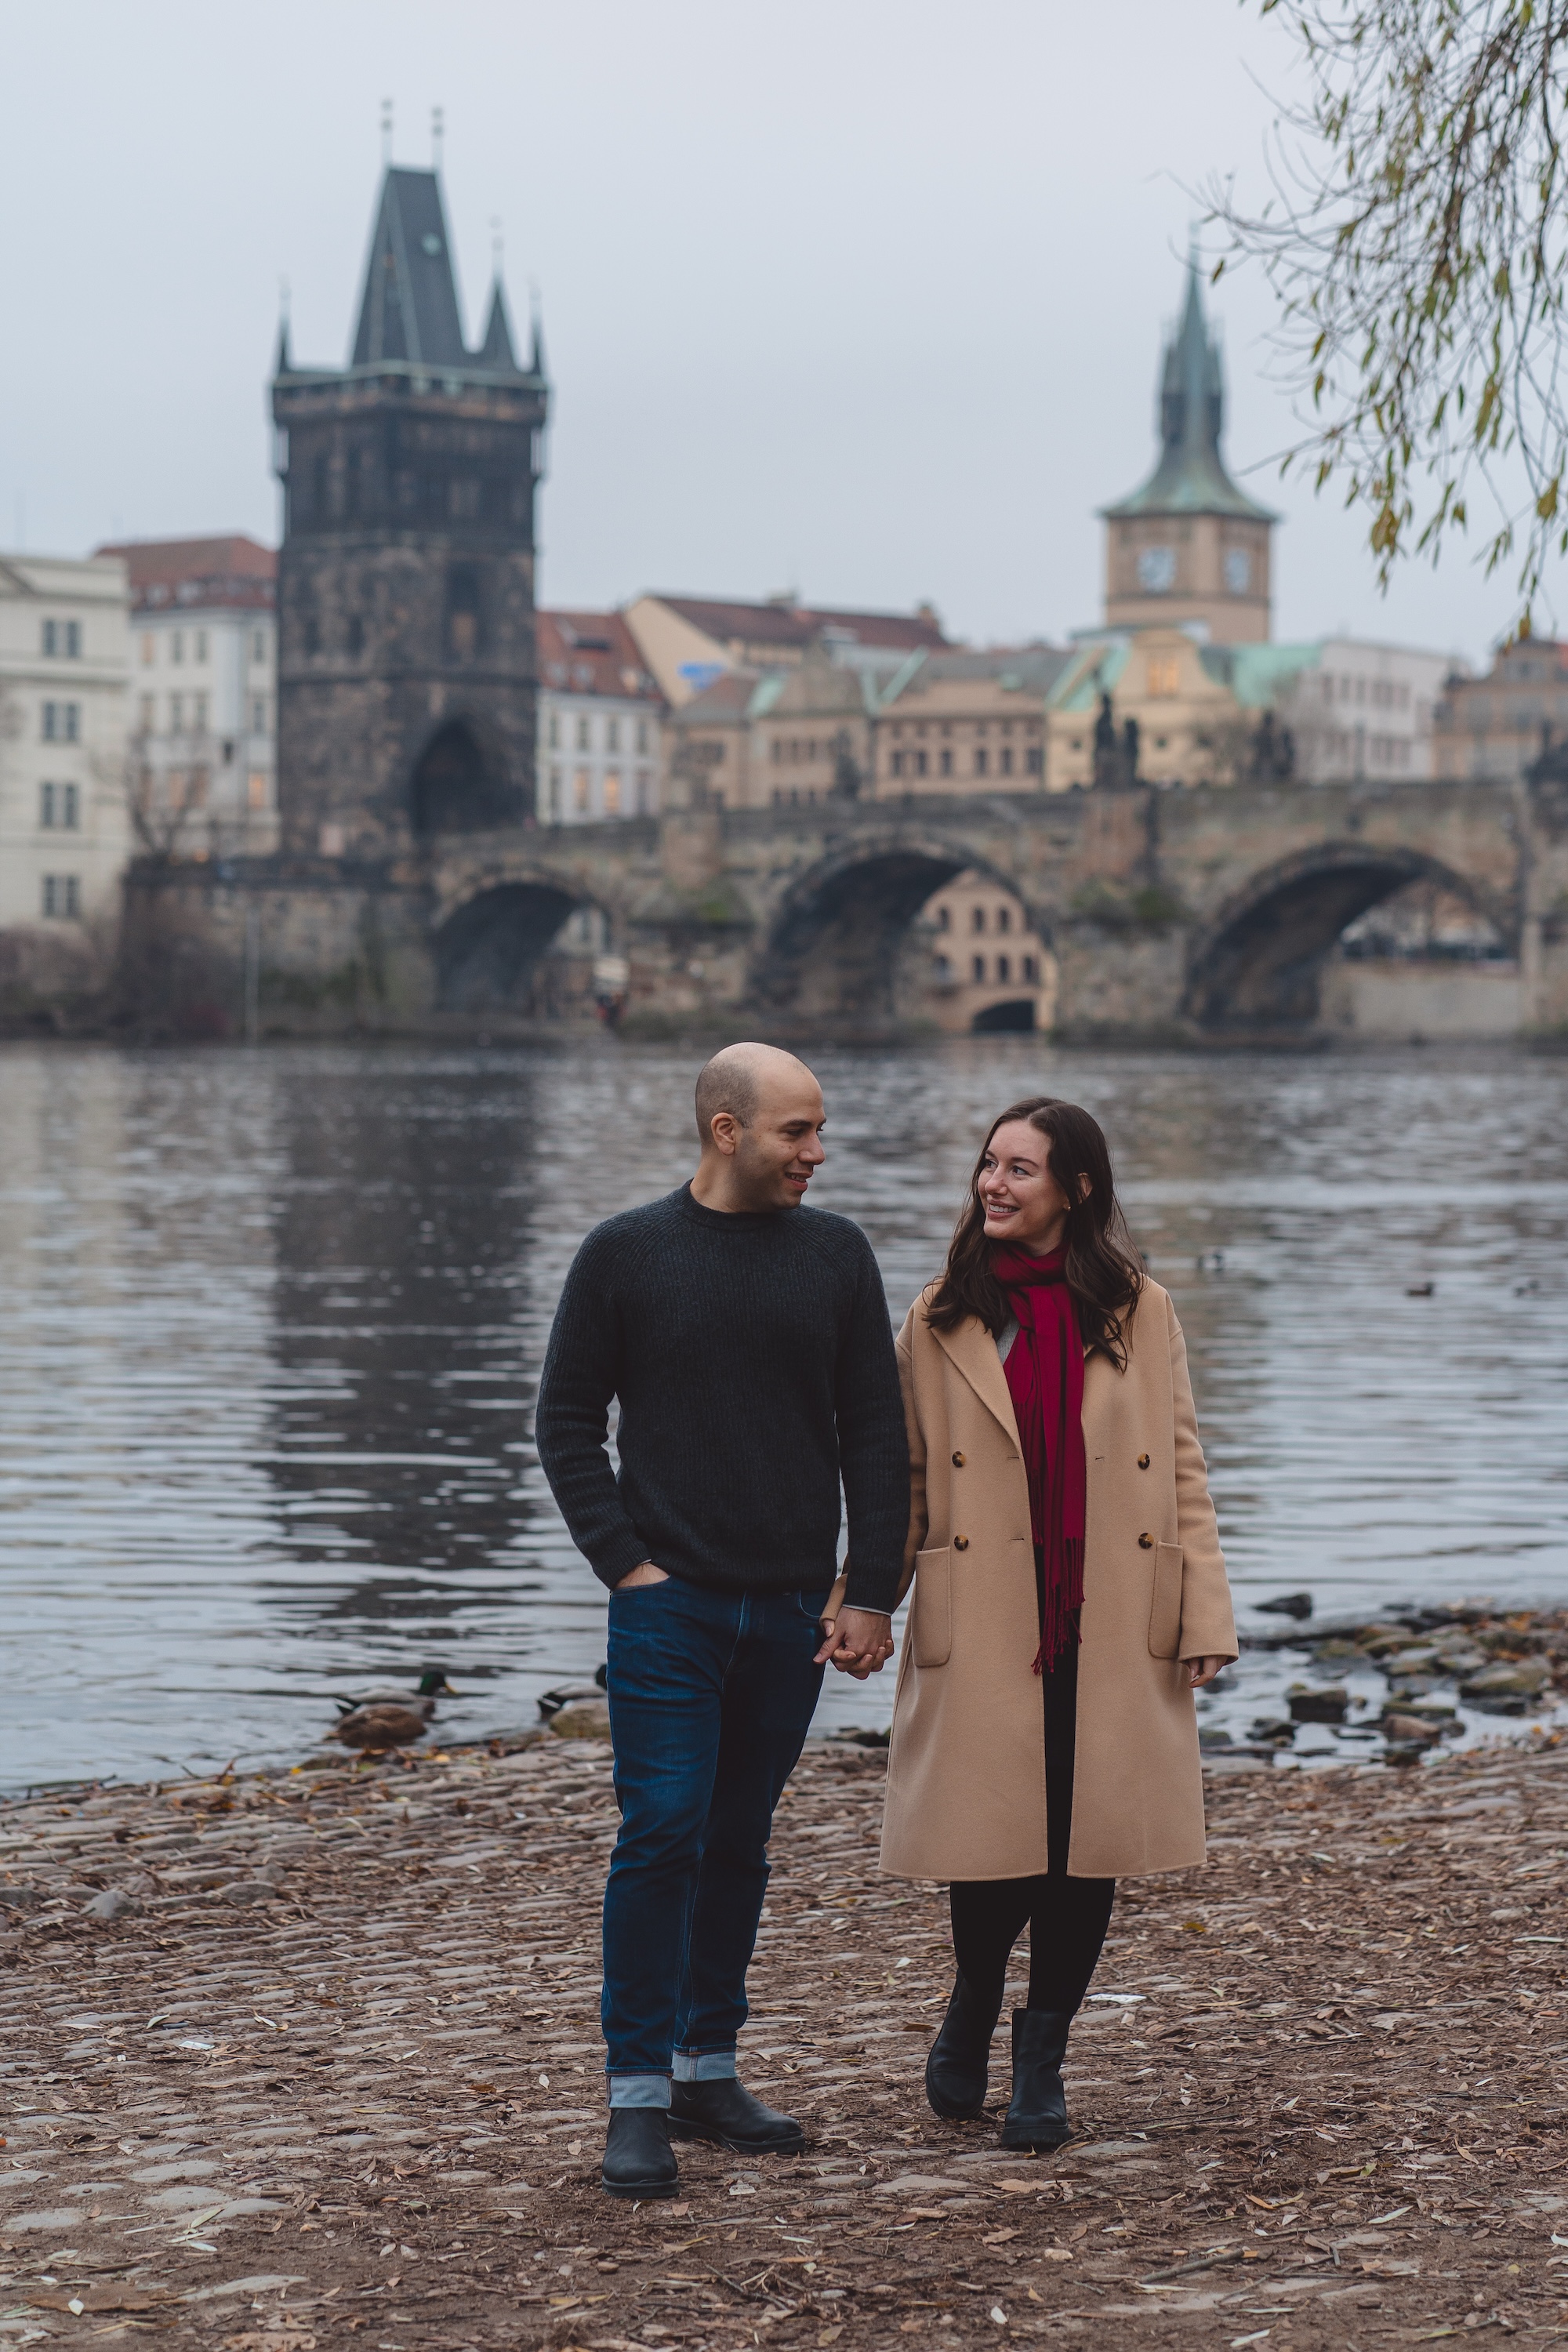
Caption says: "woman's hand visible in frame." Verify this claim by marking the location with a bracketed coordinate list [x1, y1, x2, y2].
[815, 1608, 895, 1679]
[1184, 1654, 1225, 1689]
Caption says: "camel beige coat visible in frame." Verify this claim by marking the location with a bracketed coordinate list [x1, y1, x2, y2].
[874, 1279, 1236, 1883]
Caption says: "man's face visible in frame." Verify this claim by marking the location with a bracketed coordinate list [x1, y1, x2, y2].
[731, 1073, 827, 1210]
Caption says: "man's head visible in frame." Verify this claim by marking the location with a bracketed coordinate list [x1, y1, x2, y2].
[693, 1042, 826, 1212]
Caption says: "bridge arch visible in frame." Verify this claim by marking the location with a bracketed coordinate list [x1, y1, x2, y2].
[749, 831, 1045, 1026]
[431, 864, 615, 1012]
[1183, 843, 1515, 1033]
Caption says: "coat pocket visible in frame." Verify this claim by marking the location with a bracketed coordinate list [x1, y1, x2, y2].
[910, 1547, 952, 1668]
[1148, 1541, 1184, 1659]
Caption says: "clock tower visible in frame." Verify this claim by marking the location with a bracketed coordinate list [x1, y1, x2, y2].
[1101, 260, 1275, 644]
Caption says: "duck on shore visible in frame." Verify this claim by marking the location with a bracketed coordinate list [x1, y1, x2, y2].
[329, 1667, 454, 1753]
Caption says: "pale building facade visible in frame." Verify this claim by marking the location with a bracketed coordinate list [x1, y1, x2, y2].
[1102, 264, 1275, 644]
[96, 536, 278, 855]
[920, 869, 1057, 1033]
[536, 612, 662, 823]
[1431, 639, 1567, 783]
[1271, 637, 1457, 782]
[875, 649, 1065, 795]
[0, 552, 132, 940]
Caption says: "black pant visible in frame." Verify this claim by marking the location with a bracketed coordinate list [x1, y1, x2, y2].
[948, 1616, 1115, 2016]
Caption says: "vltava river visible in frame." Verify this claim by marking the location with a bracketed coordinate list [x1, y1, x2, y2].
[2, 1038, 1565, 1791]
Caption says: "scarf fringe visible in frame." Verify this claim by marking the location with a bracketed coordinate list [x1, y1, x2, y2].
[1031, 1537, 1084, 1677]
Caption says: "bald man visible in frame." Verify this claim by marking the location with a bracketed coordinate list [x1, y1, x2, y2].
[536, 1044, 907, 2198]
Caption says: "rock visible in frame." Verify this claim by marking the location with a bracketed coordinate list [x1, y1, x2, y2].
[83, 1886, 143, 1922]
[550, 1700, 612, 1740]
[1381, 1646, 1441, 1675]
[1248, 1718, 1297, 1745]
[1255, 1593, 1314, 1619]
[0, 1886, 47, 1912]
[1398, 1696, 1458, 1721]
[1387, 1674, 1439, 1699]
[1197, 1727, 1233, 1751]
[1287, 1683, 1348, 1724]
[1359, 1626, 1417, 1657]
[1433, 1644, 1488, 1675]
[219, 1881, 277, 1905]
[1460, 1658, 1551, 1700]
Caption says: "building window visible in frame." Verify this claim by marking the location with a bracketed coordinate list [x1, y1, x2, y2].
[636, 719, 649, 755]
[347, 614, 365, 657]
[934, 953, 951, 981]
[974, 746, 989, 776]
[142, 633, 156, 666]
[171, 630, 184, 664]
[971, 906, 985, 934]
[42, 619, 82, 658]
[194, 630, 209, 663]
[252, 697, 267, 732]
[248, 772, 269, 810]
[39, 782, 79, 829]
[891, 750, 904, 779]
[971, 953, 985, 982]
[548, 713, 561, 750]
[42, 875, 81, 920]
[42, 701, 81, 742]
[636, 769, 652, 814]
[996, 954, 1011, 982]
[936, 904, 950, 931]
[574, 768, 590, 812]
[576, 714, 591, 753]
[140, 693, 154, 731]
[252, 630, 267, 662]
[303, 616, 320, 657]
[606, 717, 622, 753]
[939, 747, 953, 776]
[1023, 954, 1039, 983]
[915, 750, 928, 777]
[1000, 746, 1014, 775]
[194, 693, 209, 733]
[1026, 746, 1044, 776]
[996, 906, 1011, 934]
[604, 771, 622, 815]
[169, 694, 184, 733]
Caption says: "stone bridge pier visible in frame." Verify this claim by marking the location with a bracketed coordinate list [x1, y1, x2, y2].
[125, 771, 1568, 1042]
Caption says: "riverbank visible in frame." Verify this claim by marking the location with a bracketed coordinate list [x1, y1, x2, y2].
[3, 1730, 1566, 2350]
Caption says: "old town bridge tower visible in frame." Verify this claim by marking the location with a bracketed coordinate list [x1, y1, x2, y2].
[270, 164, 549, 855]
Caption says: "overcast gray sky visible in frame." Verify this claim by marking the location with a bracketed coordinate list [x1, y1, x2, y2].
[0, 0, 1528, 664]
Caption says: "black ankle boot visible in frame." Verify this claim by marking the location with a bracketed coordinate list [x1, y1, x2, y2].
[601, 2107, 680, 2198]
[669, 2077, 804, 2153]
[925, 1973, 1004, 2120]
[1000, 2008, 1073, 2150]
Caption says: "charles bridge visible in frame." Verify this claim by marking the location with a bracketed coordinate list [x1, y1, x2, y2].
[129, 769, 1568, 1042]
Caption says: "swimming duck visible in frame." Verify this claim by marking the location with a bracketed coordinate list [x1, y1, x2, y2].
[334, 1667, 454, 1714]
[538, 1664, 608, 1721]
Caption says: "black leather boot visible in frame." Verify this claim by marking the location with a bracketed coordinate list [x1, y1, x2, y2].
[668, 2077, 804, 2153]
[925, 1973, 1004, 2120]
[1000, 2007, 1073, 2150]
[601, 2107, 681, 2198]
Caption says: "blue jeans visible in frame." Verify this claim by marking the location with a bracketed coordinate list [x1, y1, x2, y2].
[601, 1573, 829, 2106]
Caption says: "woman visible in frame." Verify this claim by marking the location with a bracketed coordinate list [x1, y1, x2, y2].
[880, 1096, 1234, 2150]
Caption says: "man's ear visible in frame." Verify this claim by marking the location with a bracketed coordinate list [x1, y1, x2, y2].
[707, 1112, 741, 1158]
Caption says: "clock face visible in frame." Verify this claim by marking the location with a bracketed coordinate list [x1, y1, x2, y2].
[1225, 546, 1253, 593]
[1137, 546, 1177, 593]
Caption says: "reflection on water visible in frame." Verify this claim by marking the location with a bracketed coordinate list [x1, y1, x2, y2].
[2, 1040, 1566, 1791]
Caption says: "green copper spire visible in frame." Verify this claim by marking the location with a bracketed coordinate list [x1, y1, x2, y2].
[1102, 257, 1276, 523]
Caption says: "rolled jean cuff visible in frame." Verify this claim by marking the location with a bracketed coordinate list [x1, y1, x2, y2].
[672, 2049, 737, 2082]
[607, 2073, 671, 2109]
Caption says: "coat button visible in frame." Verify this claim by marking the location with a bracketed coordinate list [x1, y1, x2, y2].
[1138, 1532, 1153, 1549]
[951, 1450, 965, 1468]
[953, 1535, 970, 1551]
[1138, 1454, 1150, 1469]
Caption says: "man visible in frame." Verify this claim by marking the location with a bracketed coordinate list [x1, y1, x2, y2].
[535, 1043, 907, 2198]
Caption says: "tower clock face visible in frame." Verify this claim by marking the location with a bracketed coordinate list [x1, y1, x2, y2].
[1225, 546, 1253, 593]
[1137, 546, 1177, 592]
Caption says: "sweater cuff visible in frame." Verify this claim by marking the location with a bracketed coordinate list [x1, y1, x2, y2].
[592, 1529, 657, 1592]
[841, 1563, 898, 1614]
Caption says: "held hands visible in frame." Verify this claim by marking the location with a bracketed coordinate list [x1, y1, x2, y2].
[1185, 1654, 1225, 1689]
[815, 1606, 895, 1679]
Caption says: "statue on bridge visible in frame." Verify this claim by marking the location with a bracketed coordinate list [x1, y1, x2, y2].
[1247, 708, 1296, 783]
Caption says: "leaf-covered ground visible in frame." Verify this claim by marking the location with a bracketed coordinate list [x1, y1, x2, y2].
[2, 1732, 1566, 2350]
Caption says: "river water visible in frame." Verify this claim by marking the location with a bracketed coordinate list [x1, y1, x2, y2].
[2, 1037, 1566, 1794]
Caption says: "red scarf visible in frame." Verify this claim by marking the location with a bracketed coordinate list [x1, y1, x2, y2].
[993, 1245, 1086, 1675]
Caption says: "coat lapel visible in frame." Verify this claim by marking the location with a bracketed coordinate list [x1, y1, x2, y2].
[931, 1316, 1021, 1447]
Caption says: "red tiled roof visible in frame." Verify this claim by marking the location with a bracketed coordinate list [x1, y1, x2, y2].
[654, 595, 946, 655]
[95, 535, 277, 612]
[537, 609, 662, 702]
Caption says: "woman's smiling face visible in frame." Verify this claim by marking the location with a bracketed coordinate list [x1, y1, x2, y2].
[977, 1118, 1076, 1254]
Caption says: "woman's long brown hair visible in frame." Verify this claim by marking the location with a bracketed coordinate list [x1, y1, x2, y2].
[925, 1096, 1144, 1367]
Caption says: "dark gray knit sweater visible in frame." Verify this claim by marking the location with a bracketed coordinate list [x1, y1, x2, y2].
[534, 1185, 909, 1611]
